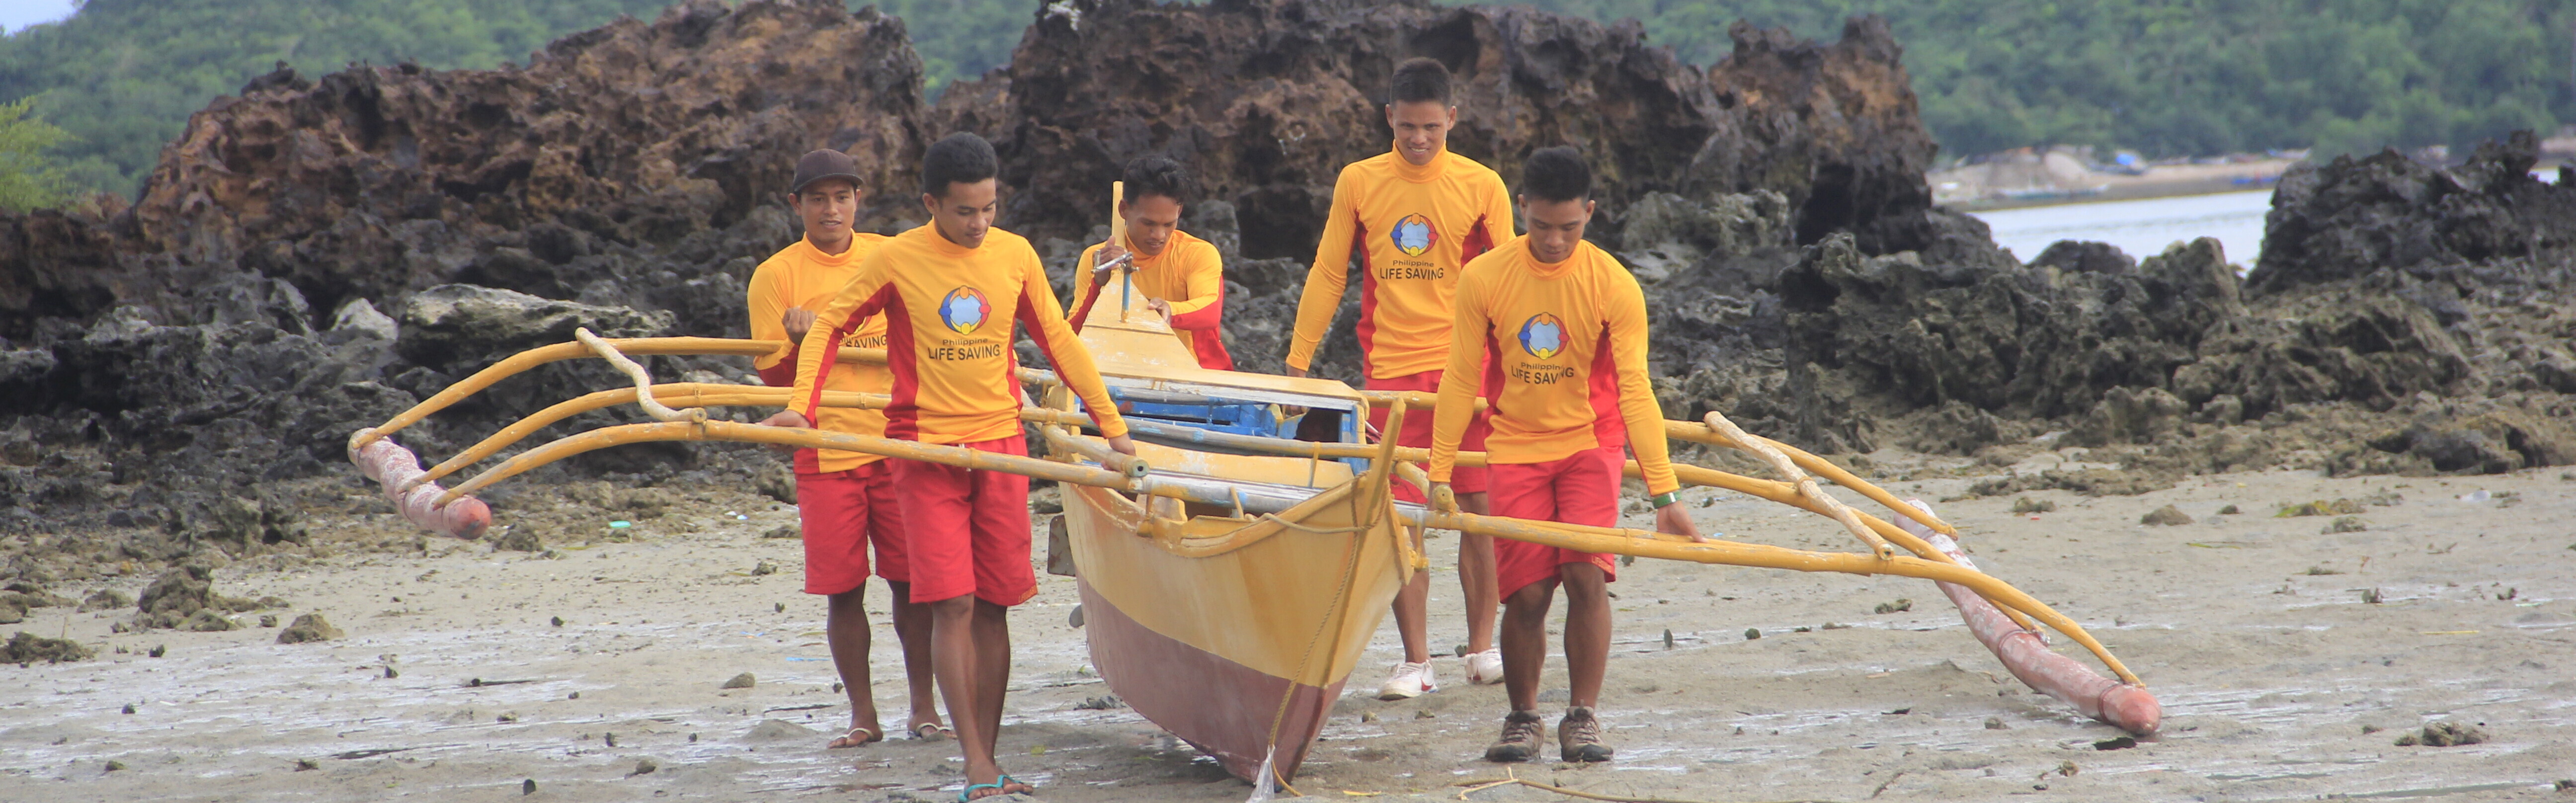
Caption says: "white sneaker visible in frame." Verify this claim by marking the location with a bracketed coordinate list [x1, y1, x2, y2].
[1464, 648, 1505, 685]
[1376, 660, 1437, 700]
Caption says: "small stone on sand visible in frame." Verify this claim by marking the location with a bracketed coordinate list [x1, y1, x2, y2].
[277, 613, 345, 643]
[522, 778, 537, 795]
[1745, 628, 1762, 640]
[2140, 505, 2193, 526]
[721, 672, 756, 689]
[631, 758, 657, 775]
[2396, 722, 2487, 746]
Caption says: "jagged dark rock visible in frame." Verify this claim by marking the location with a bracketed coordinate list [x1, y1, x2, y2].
[0, 0, 932, 566]
[2251, 131, 2576, 295]
[938, 0, 1945, 382]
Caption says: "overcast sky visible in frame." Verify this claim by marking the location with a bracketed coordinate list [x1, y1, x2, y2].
[0, 0, 80, 35]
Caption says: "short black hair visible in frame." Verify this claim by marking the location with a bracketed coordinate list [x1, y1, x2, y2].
[921, 132, 998, 198]
[1390, 57, 1452, 105]
[1520, 146, 1592, 203]
[1120, 156, 1191, 206]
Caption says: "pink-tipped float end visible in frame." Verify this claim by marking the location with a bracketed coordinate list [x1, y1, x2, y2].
[2099, 684, 2163, 735]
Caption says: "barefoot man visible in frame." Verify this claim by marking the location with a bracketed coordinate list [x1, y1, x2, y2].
[1067, 155, 1234, 369]
[1425, 146, 1702, 763]
[1285, 57, 1516, 697]
[745, 149, 946, 748]
[764, 133, 1136, 800]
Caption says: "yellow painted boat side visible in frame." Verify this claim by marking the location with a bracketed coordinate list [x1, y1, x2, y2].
[1054, 310, 1403, 688]
[1060, 472, 1402, 687]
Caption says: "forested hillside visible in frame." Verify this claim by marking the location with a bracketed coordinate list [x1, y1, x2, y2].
[1498, 0, 2575, 160]
[2, 0, 2569, 204]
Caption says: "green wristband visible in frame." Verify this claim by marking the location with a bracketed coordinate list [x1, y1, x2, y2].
[1648, 491, 1680, 509]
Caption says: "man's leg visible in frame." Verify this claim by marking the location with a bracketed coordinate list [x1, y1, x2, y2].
[1552, 446, 1622, 763]
[1456, 406, 1500, 669]
[926, 594, 1006, 793]
[799, 471, 881, 747]
[1558, 562, 1610, 708]
[1498, 576, 1558, 712]
[971, 598, 1012, 760]
[958, 439, 1036, 796]
[886, 580, 942, 737]
[825, 587, 882, 744]
[1486, 574, 1558, 762]
[1456, 492, 1499, 681]
[1393, 524, 1431, 663]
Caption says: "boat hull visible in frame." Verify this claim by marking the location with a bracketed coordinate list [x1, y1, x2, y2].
[1076, 577, 1348, 780]
[1059, 465, 1403, 783]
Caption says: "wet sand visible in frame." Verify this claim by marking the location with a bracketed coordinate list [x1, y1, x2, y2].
[4, 459, 2572, 802]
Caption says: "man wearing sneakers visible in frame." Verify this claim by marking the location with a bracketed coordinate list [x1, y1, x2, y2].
[1285, 57, 1515, 699]
[745, 149, 943, 748]
[765, 133, 1136, 800]
[1425, 147, 1702, 763]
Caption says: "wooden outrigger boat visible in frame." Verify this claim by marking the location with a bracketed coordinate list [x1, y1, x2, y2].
[344, 269, 2161, 791]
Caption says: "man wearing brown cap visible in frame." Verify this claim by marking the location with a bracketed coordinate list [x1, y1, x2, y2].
[746, 149, 945, 749]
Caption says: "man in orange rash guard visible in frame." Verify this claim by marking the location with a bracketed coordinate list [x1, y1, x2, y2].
[1425, 147, 1702, 764]
[744, 149, 943, 749]
[761, 133, 1136, 802]
[1067, 156, 1233, 369]
[1283, 57, 1516, 699]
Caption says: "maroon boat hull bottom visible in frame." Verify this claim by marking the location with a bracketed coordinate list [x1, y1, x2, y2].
[1077, 579, 1345, 783]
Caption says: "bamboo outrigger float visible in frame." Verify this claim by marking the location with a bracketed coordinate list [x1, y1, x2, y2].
[345, 275, 2159, 788]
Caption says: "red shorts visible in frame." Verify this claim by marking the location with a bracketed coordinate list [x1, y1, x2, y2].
[893, 437, 1037, 607]
[1489, 445, 1622, 598]
[1365, 370, 1488, 501]
[796, 461, 908, 594]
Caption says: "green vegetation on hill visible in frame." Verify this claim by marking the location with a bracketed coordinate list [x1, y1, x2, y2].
[3, 0, 2567, 206]
[0, 0, 676, 199]
[0, 97, 72, 211]
[1498, 0, 2574, 160]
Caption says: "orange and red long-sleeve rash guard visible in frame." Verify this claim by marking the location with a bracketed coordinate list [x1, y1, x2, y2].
[747, 234, 889, 474]
[788, 225, 1128, 445]
[1068, 229, 1234, 369]
[1427, 237, 1680, 497]
[1287, 145, 1517, 379]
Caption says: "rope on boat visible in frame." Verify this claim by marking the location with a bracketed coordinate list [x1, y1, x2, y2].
[1256, 401, 1400, 795]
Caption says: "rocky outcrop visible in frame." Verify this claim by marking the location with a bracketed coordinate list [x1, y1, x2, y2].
[940, 0, 1944, 382]
[1763, 131, 2576, 476]
[2251, 131, 2576, 295]
[947, 0, 1938, 254]
[0, 0, 932, 566]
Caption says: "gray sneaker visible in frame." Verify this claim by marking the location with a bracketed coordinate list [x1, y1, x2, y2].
[1559, 706, 1613, 762]
[1484, 710, 1545, 762]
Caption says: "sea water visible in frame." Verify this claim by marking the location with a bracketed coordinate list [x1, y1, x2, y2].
[1970, 190, 2272, 271]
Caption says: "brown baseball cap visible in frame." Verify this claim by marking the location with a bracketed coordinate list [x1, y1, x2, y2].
[790, 149, 864, 194]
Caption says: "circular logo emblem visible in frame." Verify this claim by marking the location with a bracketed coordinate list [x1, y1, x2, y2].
[938, 287, 991, 335]
[1390, 213, 1438, 256]
[1517, 313, 1564, 359]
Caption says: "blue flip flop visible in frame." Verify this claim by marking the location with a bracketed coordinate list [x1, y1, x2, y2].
[958, 773, 1033, 801]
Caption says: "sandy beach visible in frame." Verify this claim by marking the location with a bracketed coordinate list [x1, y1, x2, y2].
[5, 452, 2570, 803]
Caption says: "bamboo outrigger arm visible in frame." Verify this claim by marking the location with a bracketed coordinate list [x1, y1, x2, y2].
[1399, 506, 2142, 687]
[1358, 388, 1959, 538]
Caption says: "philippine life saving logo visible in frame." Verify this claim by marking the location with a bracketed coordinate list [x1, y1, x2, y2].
[1517, 313, 1565, 359]
[939, 287, 992, 335]
[1390, 213, 1438, 256]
